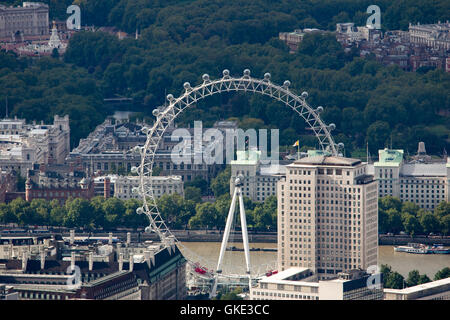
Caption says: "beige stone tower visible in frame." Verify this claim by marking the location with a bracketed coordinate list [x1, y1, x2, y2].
[277, 151, 378, 279]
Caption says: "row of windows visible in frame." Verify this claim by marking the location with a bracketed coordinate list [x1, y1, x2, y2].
[95, 278, 137, 300]
[31, 191, 83, 197]
[118, 185, 180, 193]
[317, 249, 361, 256]
[401, 193, 445, 198]
[256, 187, 275, 192]
[343, 288, 384, 300]
[399, 185, 445, 190]
[20, 292, 66, 300]
[400, 179, 445, 184]
[289, 169, 312, 175]
[92, 161, 208, 171]
[253, 291, 319, 300]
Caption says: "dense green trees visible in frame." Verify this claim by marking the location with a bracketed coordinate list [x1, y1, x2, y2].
[103, 197, 126, 228]
[249, 195, 277, 231]
[383, 265, 449, 289]
[381, 264, 405, 289]
[0, 196, 148, 230]
[5, 191, 450, 236]
[211, 166, 231, 198]
[434, 267, 450, 280]
[156, 193, 196, 229]
[378, 196, 450, 236]
[189, 202, 220, 229]
[40, 0, 450, 36]
[406, 270, 421, 287]
[184, 176, 208, 196]
[184, 186, 202, 203]
[406, 270, 431, 287]
[62, 28, 449, 156]
[0, 51, 106, 148]
[64, 198, 93, 228]
[186, 193, 278, 231]
[386, 271, 406, 289]
[0, 190, 274, 231]
[419, 211, 441, 235]
[3, 0, 449, 155]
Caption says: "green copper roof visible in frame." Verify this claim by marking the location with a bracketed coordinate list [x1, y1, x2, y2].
[231, 150, 261, 165]
[374, 148, 404, 167]
[307, 150, 331, 157]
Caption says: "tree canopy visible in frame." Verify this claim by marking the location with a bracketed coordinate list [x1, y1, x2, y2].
[378, 197, 450, 236]
[2, 0, 449, 154]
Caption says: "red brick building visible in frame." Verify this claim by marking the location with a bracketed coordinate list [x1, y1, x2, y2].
[25, 178, 94, 202]
[24, 164, 94, 202]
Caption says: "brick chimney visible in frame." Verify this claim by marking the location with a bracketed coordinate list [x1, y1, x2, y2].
[40, 248, 45, 270]
[21, 251, 28, 271]
[104, 177, 111, 199]
[25, 177, 32, 202]
[71, 251, 76, 269]
[126, 232, 131, 246]
[88, 252, 93, 271]
[108, 232, 113, 245]
[166, 236, 176, 255]
[119, 253, 123, 271]
[129, 255, 134, 272]
[70, 229, 75, 245]
[144, 250, 155, 267]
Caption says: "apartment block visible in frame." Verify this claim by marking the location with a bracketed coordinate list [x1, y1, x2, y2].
[277, 151, 378, 279]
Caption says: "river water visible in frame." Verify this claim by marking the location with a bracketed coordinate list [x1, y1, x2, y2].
[180, 242, 450, 278]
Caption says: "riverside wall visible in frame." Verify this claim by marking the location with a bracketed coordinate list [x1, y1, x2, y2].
[3, 228, 450, 246]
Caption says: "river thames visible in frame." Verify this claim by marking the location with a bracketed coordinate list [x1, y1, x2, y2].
[181, 242, 450, 278]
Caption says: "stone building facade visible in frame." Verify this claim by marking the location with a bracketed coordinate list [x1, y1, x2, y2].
[277, 154, 378, 279]
[230, 150, 285, 202]
[409, 22, 450, 50]
[67, 118, 231, 183]
[0, 115, 70, 176]
[0, 2, 49, 40]
[372, 148, 450, 210]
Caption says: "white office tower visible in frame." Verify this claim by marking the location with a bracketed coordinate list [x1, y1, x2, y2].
[277, 151, 378, 279]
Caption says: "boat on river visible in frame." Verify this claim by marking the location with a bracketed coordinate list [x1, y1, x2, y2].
[429, 244, 450, 254]
[394, 243, 450, 254]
